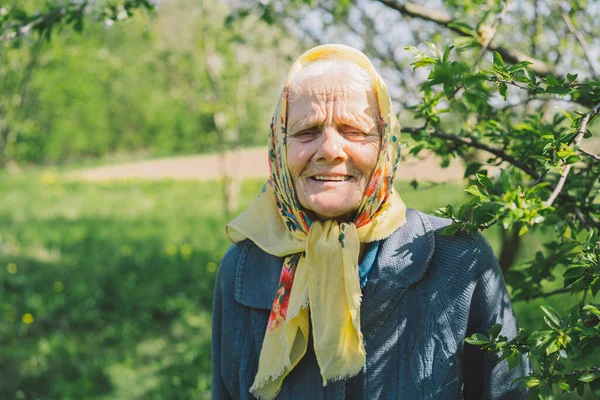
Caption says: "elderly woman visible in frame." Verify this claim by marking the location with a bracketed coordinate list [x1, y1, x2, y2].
[212, 45, 528, 399]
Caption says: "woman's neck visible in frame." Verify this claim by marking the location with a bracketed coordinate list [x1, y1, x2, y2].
[358, 242, 367, 264]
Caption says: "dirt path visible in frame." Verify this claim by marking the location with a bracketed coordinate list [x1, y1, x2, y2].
[73, 147, 465, 182]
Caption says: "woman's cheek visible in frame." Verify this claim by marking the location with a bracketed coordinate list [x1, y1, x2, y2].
[286, 140, 310, 177]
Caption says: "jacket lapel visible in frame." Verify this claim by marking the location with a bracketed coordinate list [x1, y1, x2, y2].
[235, 239, 283, 310]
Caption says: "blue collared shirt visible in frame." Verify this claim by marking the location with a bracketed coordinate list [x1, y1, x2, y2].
[359, 240, 380, 289]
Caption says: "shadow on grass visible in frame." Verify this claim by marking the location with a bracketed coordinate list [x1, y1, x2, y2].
[1, 214, 219, 400]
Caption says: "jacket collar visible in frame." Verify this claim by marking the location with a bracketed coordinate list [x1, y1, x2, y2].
[234, 208, 435, 334]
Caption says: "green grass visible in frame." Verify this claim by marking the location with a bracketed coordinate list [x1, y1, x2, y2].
[1, 173, 233, 399]
[0, 171, 596, 398]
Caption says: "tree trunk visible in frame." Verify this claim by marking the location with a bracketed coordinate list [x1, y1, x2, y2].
[498, 225, 522, 273]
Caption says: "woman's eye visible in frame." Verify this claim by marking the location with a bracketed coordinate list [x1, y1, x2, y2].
[293, 131, 318, 139]
[344, 130, 367, 137]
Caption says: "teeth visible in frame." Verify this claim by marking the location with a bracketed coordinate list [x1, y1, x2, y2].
[313, 176, 350, 181]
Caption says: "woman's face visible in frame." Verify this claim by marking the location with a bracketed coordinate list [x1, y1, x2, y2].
[286, 70, 381, 221]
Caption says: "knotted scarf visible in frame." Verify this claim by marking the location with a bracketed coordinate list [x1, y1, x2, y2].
[226, 44, 407, 399]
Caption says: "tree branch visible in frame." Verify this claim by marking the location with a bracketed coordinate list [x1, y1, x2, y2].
[473, 0, 512, 71]
[545, 101, 600, 206]
[401, 126, 541, 179]
[561, 11, 598, 79]
[402, 125, 594, 228]
[513, 287, 572, 302]
[493, 78, 531, 91]
[318, 4, 404, 73]
[564, 367, 600, 378]
[579, 148, 600, 162]
[0, 2, 86, 41]
[375, 0, 553, 77]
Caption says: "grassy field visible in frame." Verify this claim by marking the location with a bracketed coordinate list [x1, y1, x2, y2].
[0, 171, 595, 399]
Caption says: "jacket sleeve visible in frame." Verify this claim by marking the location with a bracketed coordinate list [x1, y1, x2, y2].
[211, 249, 235, 400]
[462, 233, 530, 400]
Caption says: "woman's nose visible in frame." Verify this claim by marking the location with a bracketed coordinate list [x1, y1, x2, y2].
[315, 127, 348, 163]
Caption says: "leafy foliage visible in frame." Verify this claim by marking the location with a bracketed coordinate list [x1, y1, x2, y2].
[405, 41, 600, 398]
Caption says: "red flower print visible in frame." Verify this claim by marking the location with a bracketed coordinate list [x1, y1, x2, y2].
[355, 209, 372, 227]
[364, 168, 383, 198]
[267, 256, 298, 331]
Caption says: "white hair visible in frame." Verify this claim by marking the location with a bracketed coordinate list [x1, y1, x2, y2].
[287, 59, 374, 103]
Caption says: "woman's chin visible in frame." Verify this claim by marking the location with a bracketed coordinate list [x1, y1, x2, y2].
[303, 201, 358, 222]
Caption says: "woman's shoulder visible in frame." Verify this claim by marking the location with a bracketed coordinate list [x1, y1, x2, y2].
[406, 208, 498, 275]
[412, 209, 494, 252]
[217, 240, 283, 310]
[217, 241, 249, 282]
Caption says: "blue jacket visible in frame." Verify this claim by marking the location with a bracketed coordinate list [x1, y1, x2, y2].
[212, 209, 529, 399]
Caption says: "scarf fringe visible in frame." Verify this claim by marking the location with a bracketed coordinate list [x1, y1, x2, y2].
[321, 365, 365, 386]
[249, 365, 288, 400]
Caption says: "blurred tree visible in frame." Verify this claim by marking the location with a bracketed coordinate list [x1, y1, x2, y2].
[0, 0, 154, 166]
[0, 0, 296, 171]
[231, 0, 600, 397]
[151, 0, 299, 215]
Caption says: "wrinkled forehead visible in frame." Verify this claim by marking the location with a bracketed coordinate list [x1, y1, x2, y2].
[288, 60, 374, 100]
[286, 61, 380, 127]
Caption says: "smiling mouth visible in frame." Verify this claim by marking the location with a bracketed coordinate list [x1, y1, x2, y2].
[311, 176, 352, 182]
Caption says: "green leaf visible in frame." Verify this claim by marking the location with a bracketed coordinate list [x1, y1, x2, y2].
[579, 371, 600, 383]
[506, 350, 520, 369]
[522, 377, 541, 388]
[567, 73, 578, 82]
[554, 107, 573, 123]
[524, 68, 536, 84]
[588, 229, 599, 245]
[442, 45, 454, 63]
[539, 384, 555, 400]
[425, 41, 440, 59]
[411, 57, 437, 69]
[442, 223, 461, 236]
[545, 74, 560, 86]
[476, 174, 494, 193]
[583, 304, 600, 317]
[518, 225, 529, 236]
[465, 333, 490, 346]
[493, 51, 505, 68]
[453, 36, 479, 51]
[464, 162, 483, 178]
[565, 155, 580, 164]
[546, 85, 571, 96]
[447, 21, 478, 37]
[488, 323, 502, 339]
[591, 277, 600, 297]
[405, 45, 425, 57]
[563, 267, 586, 280]
[498, 82, 508, 100]
[540, 305, 562, 329]
[465, 185, 485, 198]
[542, 339, 558, 356]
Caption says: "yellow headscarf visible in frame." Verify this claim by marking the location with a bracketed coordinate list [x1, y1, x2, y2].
[226, 44, 407, 399]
